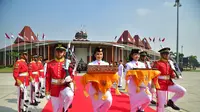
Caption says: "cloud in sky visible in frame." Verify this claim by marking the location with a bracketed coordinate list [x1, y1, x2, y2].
[163, 1, 175, 7]
[136, 8, 151, 16]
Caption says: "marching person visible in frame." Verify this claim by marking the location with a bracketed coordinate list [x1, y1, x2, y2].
[153, 47, 186, 112]
[29, 55, 40, 106]
[88, 47, 112, 112]
[139, 51, 157, 105]
[37, 56, 45, 98]
[118, 60, 124, 88]
[13, 51, 30, 112]
[125, 49, 152, 112]
[45, 43, 74, 112]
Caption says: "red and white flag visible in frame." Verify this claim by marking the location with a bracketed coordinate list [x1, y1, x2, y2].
[159, 38, 161, 42]
[5, 33, 10, 39]
[18, 33, 24, 40]
[153, 37, 155, 42]
[10, 33, 15, 39]
[149, 37, 152, 42]
[162, 38, 165, 42]
[121, 37, 124, 42]
[42, 33, 45, 40]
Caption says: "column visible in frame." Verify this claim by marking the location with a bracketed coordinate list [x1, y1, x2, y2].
[48, 45, 50, 60]
[89, 45, 92, 62]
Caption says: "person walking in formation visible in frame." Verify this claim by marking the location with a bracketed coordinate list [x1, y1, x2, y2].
[29, 55, 40, 106]
[153, 47, 186, 112]
[45, 43, 74, 112]
[37, 56, 45, 98]
[13, 51, 30, 112]
[88, 47, 113, 112]
[139, 51, 157, 105]
[125, 49, 152, 112]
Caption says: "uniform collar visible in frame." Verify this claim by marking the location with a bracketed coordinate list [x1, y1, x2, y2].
[160, 58, 168, 62]
[55, 57, 65, 62]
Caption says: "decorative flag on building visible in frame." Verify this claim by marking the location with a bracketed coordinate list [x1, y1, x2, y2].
[114, 36, 117, 40]
[159, 38, 161, 42]
[153, 37, 155, 42]
[31, 35, 34, 40]
[121, 37, 124, 42]
[149, 37, 152, 42]
[162, 38, 165, 42]
[18, 34, 24, 40]
[5, 33, 10, 39]
[128, 37, 131, 42]
[10, 33, 15, 39]
[42, 33, 45, 40]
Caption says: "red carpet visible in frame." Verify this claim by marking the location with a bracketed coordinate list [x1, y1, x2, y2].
[42, 76, 155, 112]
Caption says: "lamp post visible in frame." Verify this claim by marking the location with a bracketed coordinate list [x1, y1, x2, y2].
[174, 0, 182, 64]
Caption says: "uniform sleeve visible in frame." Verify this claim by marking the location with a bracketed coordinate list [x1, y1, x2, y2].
[13, 62, 22, 85]
[45, 63, 51, 95]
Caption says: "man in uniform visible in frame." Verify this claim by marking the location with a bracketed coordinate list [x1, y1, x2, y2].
[153, 47, 186, 112]
[13, 51, 30, 112]
[37, 56, 45, 98]
[29, 55, 40, 106]
[46, 43, 74, 112]
[139, 51, 156, 105]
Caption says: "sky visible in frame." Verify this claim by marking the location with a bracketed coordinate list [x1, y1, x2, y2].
[0, 0, 200, 61]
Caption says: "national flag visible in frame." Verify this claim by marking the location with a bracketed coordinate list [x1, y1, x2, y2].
[42, 33, 45, 40]
[114, 36, 117, 40]
[31, 35, 34, 40]
[5, 33, 10, 39]
[10, 33, 15, 39]
[128, 37, 131, 42]
[159, 38, 161, 42]
[149, 37, 152, 41]
[162, 38, 165, 42]
[18, 34, 24, 40]
[153, 37, 155, 42]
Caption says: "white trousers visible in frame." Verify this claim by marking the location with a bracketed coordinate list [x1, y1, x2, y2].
[148, 81, 156, 100]
[156, 84, 186, 112]
[17, 87, 27, 112]
[118, 72, 123, 87]
[30, 82, 39, 103]
[51, 87, 74, 112]
[89, 83, 112, 112]
[128, 79, 152, 112]
[39, 77, 45, 89]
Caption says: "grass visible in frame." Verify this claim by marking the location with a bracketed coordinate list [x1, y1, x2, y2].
[184, 69, 200, 72]
[0, 67, 13, 73]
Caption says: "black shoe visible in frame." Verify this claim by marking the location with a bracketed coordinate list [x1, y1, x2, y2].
[167, 99, 180, 110]
[35, 99, 40, 104]
[25, 100, 29, 103]
[39, 95, 45, 98]
[164, 104, 168, 108]
[136, 110, 144, 112]
[118, 85, 122, 88]
[30, 102, 38, 106]
[151, 100, 156, 105]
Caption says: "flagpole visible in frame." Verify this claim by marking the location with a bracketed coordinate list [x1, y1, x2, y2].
[4, 38, 7, 67]
[31, 33, 32, 55]
[18, 37, 19, 59]
[43, 37, 45, 59]
[10, 37, 12, 65]
[24, 32, 26, 50]
[37, 34, 39, 55]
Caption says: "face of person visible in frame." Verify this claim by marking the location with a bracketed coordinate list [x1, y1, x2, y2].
[161, 52, 169, 60]
[131, 53, 140, 61]
[55, 50, 65, 59]
[33, 57, 37, 61]
[140, 55, 147, 61]
[23, 54, 28, 60]
[95, 51, 103, 61]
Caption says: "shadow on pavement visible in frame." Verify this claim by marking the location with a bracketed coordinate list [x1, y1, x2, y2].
[0, 106, 17, 112]
[5, 98, 17, 103]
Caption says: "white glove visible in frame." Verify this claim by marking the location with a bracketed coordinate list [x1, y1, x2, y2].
[69, 82, 74, 92]
[31, 80, 35, 85]
[64, 76, 72, 83]
[151, 88, 156, 93]
[20, 84, 24, 92]
[46, 95, 51, 100]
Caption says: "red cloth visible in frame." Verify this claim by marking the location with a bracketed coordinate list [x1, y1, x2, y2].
[154, 60, 175, 91]
[28, 61, 40, 82]
[37, 61, 45, 78]
[13, 59, 29, 86]
[45, 59, 74, 97]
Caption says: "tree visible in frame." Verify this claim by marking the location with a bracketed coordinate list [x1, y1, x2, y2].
[188, 55, 199, 69]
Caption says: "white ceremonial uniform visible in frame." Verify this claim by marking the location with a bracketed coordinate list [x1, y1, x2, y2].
[126, 60, 152, 112]
[118, 63, 124, 87]
[88, 60, 112, 112]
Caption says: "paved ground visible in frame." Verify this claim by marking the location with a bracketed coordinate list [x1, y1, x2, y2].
[0, 71, 199, 112]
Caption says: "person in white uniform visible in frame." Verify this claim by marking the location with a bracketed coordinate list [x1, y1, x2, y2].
[118, 60, 124, 88]
[139, 51, 156, 105]
[88, 47, 112, 112]
[125, 49, 152, 112]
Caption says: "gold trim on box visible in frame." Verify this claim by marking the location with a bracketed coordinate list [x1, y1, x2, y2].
[87, 65, 118, 74]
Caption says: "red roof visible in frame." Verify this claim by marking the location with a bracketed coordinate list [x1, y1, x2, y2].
[14, 26, 38, 43]
[117, 30, 134, 44]
[142, 38, 151, 49]
[133, 35, 144, 48]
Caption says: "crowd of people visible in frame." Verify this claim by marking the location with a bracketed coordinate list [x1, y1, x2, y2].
[13, 43, 186, 112]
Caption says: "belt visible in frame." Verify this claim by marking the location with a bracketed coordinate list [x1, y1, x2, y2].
[32, 71, 39, 75]
[39, 69, 44, 72]
[158, 75, 170, 80]
[51, 78, 64, 85]
[19, 72, 28, 76]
